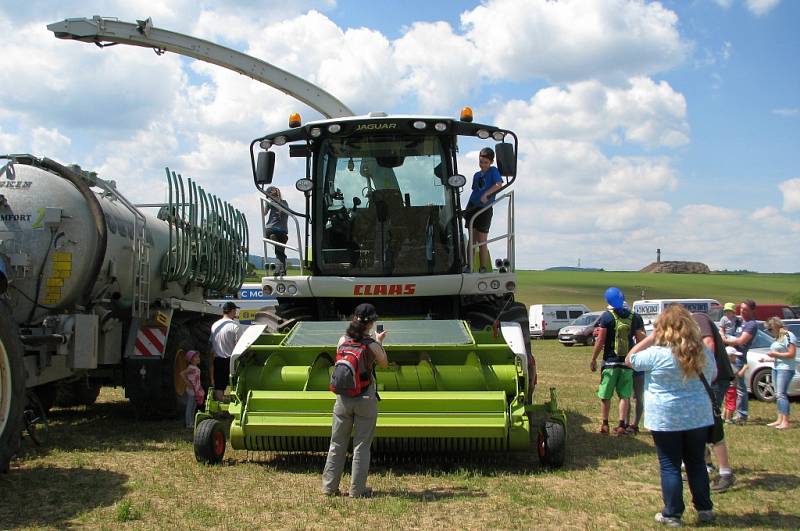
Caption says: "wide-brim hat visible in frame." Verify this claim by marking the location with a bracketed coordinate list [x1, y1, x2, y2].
[723, 302, 736, 312]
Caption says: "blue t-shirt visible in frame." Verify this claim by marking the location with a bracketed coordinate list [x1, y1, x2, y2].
[773, 331, 797, 371]
[631, 345, 717, 432]
[734, 319, 759, 356]
[468, 166, 502, 206]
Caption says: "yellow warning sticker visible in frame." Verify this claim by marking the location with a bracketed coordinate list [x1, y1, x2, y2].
[53, 252, 72, 262]
[52, 261, 72, 271]
[46, 278, 64, 287]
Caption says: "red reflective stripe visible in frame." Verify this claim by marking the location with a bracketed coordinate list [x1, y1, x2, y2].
[135, 338, 152, 357]
[142, 327, 164, 354]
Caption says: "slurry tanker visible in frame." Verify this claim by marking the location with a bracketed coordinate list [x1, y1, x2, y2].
[0, 155, 248, 471]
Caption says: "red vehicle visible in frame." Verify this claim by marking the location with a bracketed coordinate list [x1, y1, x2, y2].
[738, 304, 796, 321]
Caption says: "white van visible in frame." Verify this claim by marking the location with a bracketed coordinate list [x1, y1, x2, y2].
[631, 299, 721, 331]
[529, 304, 591, 338]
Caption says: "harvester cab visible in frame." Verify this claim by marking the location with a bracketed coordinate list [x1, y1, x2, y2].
[253, 110, 523, 328]
[192, 110, 566, 468]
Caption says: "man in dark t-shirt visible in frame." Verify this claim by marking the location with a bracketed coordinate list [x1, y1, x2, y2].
[693, 312, 736, 492]
[590, 288, 646, 435]
[723, 299, 759, 423]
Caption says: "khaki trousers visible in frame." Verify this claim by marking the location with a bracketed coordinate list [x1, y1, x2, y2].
[321, 385, 378, 496]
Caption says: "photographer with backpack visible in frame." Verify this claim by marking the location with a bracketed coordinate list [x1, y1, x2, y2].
[590, 287, 646, 435]
[322, 303, 388, 498]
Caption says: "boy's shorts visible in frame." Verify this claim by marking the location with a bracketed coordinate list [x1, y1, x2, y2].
[597, 367, 633, 400]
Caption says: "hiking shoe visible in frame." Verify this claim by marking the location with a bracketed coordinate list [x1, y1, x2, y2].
[625, 424, 640, 435]
[697, 510, 715, 524]
[655, 512, 682, 527]
[732, 415, 747, 425]
[323, 489, 345, 497]
[350, 487, 373, 498]
[612, 425, 627, 436]
[711, 473, 735, 493]
[599, 424, 609, 435]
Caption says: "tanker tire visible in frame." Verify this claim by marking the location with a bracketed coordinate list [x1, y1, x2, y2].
[194, 419, 226, 464]
[0, 304, 25, 473]
[32, 382, 57, 414]
[537, 420, 566, 468]
[129, 324, 193, 419]
[54, 379, 101, 408]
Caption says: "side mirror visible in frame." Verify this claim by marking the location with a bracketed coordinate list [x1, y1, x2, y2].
[447, 174, 467, 188]
[295, 178, 313, 193]
[255, 151, 275, 185]
[495, 143, 516, 177]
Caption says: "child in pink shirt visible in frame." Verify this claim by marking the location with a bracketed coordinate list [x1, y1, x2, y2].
[180, 350, 205, 428]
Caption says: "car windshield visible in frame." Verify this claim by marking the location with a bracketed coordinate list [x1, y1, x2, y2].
[314, 134, 458, 276]
[751, 329, 776, 349]
[571, 313, 598, 326]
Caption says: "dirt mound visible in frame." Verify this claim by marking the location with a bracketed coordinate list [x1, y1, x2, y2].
[640, 261, 710, 274]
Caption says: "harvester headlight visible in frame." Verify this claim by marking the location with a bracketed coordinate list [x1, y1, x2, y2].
[460, 106, 474, 122]
[327, 124, 341, 133]
[490, 280, 500, 290]
[309, 127, 322, 138]
[287, 284, 297, 295]
[273, 136, 287, 146]
[478, 281, 488, 291]
[492, 131, 505, 141]
[263, 285, 273, 296]
[296, 178, 313, 192]
[276, 283, 286, 294]
[505, 281, 516, 292]
[289, 113, 302, 128]
[259, 139, 272, 149]
[412, 121, 427, 130]
[434, 122, 447, 132]
[476, 129, 490, 139]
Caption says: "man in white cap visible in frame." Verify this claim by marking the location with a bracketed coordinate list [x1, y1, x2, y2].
[210, 301, 241, 400]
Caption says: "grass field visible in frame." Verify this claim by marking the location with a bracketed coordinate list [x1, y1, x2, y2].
[514, 271, 800, 310]
[3, 340, 799, 530]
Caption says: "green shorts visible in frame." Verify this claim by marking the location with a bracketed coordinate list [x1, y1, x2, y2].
[597, 367, 633, 400]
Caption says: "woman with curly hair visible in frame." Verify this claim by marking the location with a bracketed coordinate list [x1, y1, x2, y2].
[626, 305, 717, 527]
[762, 317, 797, 429]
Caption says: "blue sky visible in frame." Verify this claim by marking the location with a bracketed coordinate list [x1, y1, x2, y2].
[0, 0, 798, 273]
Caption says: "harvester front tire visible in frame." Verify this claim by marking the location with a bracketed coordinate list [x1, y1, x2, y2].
[537, 420, 566, 468]
[0, 304, 25, 473]
[194, 419, 226, 464]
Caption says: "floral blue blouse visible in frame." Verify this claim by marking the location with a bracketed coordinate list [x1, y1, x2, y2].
[630, 345, 717, 432]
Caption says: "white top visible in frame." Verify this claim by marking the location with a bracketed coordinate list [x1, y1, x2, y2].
[209, 317, 241, 359]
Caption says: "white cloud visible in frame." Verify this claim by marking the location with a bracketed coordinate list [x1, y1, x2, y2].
[30, 127, 71, 161]
[496, 78, 689, 148]
[745, 0, 781, 16]
[779, 178, 800, 212]
[772, 108, 800, 117]
[460, 0, 688, 84]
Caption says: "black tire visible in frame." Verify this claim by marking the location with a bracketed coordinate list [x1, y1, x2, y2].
[31, 382, 57, 413]
[751, 369, 775, 402]
[563, 343, 573, 347]
[275, 303, 315, 328]
[194, 419, 226, 464]
[0, 303, 25, 473]
[54, 378, 101, 408]
[128, 324, 194, 419]
[537, 419, 566, 468]
[585, 336, 595, 347]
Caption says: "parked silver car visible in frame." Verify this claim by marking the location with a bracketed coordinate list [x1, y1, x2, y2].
[558, 311, 604, 346]
[745, 320, 800, 402]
